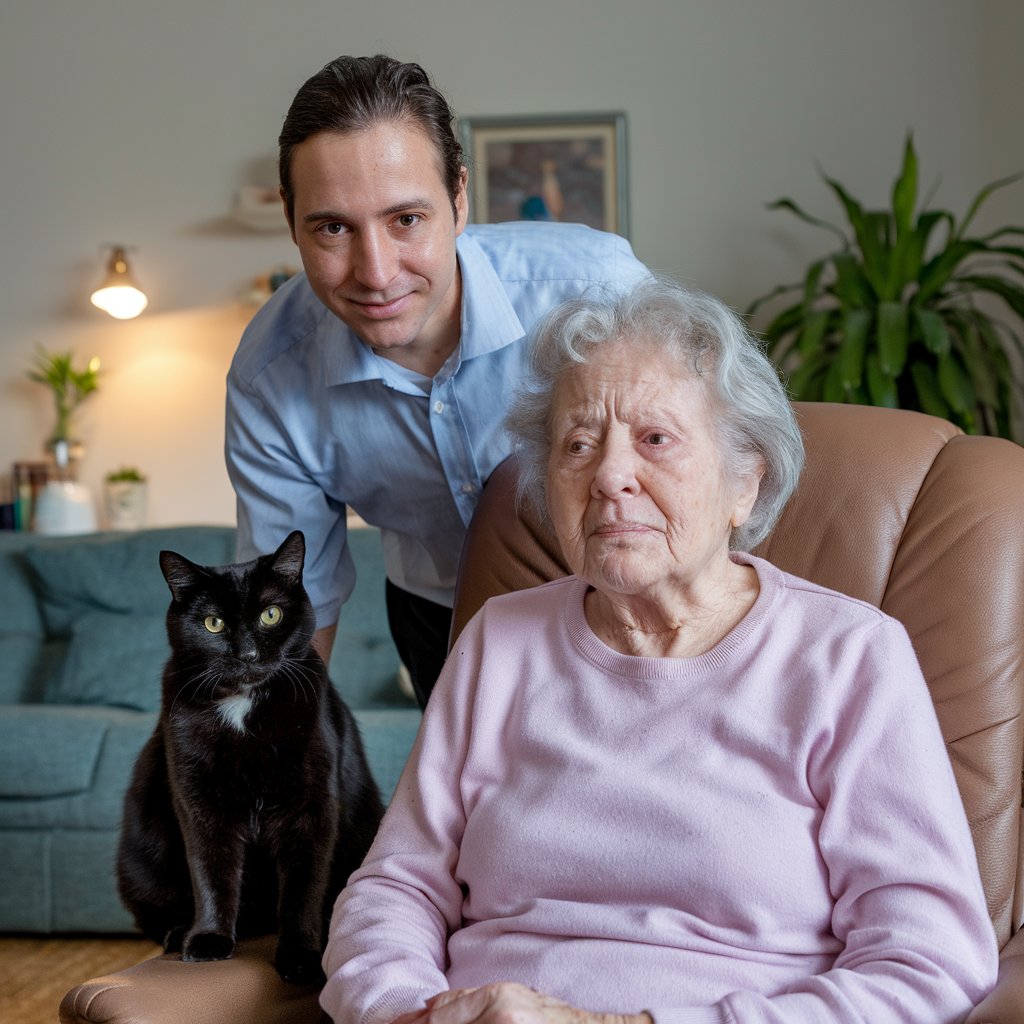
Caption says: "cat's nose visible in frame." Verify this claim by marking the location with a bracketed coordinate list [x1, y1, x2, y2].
[239, 646, 259, 662]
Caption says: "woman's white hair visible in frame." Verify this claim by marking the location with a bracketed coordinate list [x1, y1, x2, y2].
[506, 275, 805, 552]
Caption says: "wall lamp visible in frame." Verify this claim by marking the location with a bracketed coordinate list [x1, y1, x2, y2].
[90, 245, 148, 320]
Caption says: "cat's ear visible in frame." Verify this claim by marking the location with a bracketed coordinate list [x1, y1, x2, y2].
[271, 531, 305, 582]
[159, 550, 204, 602]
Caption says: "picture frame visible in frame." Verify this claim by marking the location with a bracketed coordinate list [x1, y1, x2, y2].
[458, 112, 629, 238]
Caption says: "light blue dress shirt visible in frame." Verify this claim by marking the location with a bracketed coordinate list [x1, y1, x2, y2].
[225, 221, 649, 628]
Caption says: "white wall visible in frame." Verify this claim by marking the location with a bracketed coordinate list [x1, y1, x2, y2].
[2, 0, 1020, 527]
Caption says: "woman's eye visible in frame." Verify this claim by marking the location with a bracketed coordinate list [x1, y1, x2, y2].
[260, 606, 283, 628]
[646, 432, 669, 446]
[204, 616, 225, 634]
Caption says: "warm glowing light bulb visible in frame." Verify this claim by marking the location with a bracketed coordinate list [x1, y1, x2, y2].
[90, 284, 148, 319]
[90, 247, 148, 319]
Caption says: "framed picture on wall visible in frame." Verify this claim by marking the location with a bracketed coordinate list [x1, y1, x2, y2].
[458, 112, 629, 238]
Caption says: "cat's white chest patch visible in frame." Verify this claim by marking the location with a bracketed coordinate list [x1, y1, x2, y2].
[215, 692, 254, 732]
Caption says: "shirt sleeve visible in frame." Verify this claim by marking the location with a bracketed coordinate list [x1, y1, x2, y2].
[651, 618, 998, 1024]
[319, 615, 485, 1024]
[224, 364, 354, 627]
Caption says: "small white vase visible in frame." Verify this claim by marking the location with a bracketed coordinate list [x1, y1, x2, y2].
[34, 481, 98, 535]
[104, 481, 147, 531]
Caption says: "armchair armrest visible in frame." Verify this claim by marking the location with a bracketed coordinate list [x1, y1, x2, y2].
[59, 927, 1024, 1024]
[59, 936, 323, 1024]
[967, 927, 1024, 1024]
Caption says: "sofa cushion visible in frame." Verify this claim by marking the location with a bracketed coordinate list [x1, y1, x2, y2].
[0, 534, 49, 702]
[0, 705, 108, 798]
[0, 632, 56, 703]
[23, 527, 237, 633]
[22, 527, 236, 710]
[45, 611, 168, 711]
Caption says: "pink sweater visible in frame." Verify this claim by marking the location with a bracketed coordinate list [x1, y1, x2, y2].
[322, 555, 997, 1024]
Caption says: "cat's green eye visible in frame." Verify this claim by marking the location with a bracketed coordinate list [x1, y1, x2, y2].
[260, 605, 283, 628]
[204, 616, 225, 634]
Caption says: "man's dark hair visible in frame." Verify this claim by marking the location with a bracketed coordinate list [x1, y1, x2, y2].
[279, 54, 464, 224]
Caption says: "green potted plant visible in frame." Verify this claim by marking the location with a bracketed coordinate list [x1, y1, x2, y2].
[26, 346, 101, 457]
[103, 466, 148, 531]
[748, 136, 1024, 438]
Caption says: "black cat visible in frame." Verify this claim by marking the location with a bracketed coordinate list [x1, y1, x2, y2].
[116, 530, 384, 985]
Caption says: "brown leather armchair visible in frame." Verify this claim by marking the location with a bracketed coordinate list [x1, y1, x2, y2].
[61, 403, 1024, 1024]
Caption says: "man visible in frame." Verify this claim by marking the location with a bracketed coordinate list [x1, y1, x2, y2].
[226, 55, 650, 707]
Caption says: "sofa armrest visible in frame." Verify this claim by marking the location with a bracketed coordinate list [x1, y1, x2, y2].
[59, 936, 324, 1024]
[967, 927, 1024, 1024]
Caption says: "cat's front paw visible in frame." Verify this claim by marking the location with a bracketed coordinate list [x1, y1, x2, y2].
[163, 925, 187, 954]
[182, 931, 235, 962]
[274, 943, 325, 986]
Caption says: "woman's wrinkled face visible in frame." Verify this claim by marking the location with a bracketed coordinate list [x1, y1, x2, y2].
[545, 337, 760, 602]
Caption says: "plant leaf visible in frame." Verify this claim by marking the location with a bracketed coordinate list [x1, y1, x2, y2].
[766, 197, 849, 247]
[838, 307, 871, 388]
[917, 240, 986, 303]
[797, 307, 832, 356]
[937, 352, 976, 415]
[954, 314, 1004, 409]
[831, 253, 874, 307]
[955, 274, 1024, 320]
[905, 209, 955, 282]
[761, 302, 808, 357]
[876, 301, 909, 376]
[821, 172, 889, 296]
[913, 308, 951, 355]
[892, 134, 918, 237]
[909, 362, 951, 419]
[866, 354, 899, 408]
[745, 280, 802, 319]
[822, 358, 849, 402]
[956, 170, 1024, 240]
[787, 348, 831, 400]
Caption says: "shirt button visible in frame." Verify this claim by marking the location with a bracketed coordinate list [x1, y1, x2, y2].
[460, 482, 476, 495]
[433, 401, 445, 414]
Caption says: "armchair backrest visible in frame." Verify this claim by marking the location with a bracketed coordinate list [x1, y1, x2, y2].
[451, 401, 1024, 948]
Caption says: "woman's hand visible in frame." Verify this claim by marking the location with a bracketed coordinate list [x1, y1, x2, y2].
[390, 982, 652, 1024]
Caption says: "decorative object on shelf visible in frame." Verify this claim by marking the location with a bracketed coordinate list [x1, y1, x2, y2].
[748, 135, 1024, 439]
[233, 184, 289, 232]
[103, 466, 148, 530]
[33, 478, 98, 535]
[241, 264, 299, 306]
[458, 112, 629, 237]
[90, 245, 149, 320]
[27, 346, 101, 460]
[31, 432, 98, 535]
[10, 461, 49, 530]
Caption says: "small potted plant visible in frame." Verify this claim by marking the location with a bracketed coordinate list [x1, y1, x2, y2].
[103, 467, 147, 531]
[748, 136, 1024, 439]
[27, 346, 101, 467]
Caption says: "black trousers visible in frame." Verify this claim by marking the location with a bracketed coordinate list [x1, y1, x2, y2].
[384, 580, 453, 709]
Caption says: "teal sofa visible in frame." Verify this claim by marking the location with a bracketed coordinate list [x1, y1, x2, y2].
[0, 525, 421, 933]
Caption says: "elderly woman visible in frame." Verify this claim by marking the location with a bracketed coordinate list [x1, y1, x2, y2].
[320, 278, 997, 1024]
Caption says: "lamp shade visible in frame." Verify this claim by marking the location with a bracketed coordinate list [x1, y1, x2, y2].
[90, 246, 148, 320]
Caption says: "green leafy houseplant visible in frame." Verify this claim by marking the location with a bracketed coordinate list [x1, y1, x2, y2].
[748, 137, 1024, 438]
[27, 346, 102, 446]
[105, 467, 146, 483]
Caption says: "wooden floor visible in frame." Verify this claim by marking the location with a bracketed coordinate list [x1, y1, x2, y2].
[0, 935, 161, 1024]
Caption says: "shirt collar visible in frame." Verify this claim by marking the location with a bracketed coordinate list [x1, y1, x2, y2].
[320, 310, 383, 387]
[456, 230, 525, 358]
[319, 229, 526, 386]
